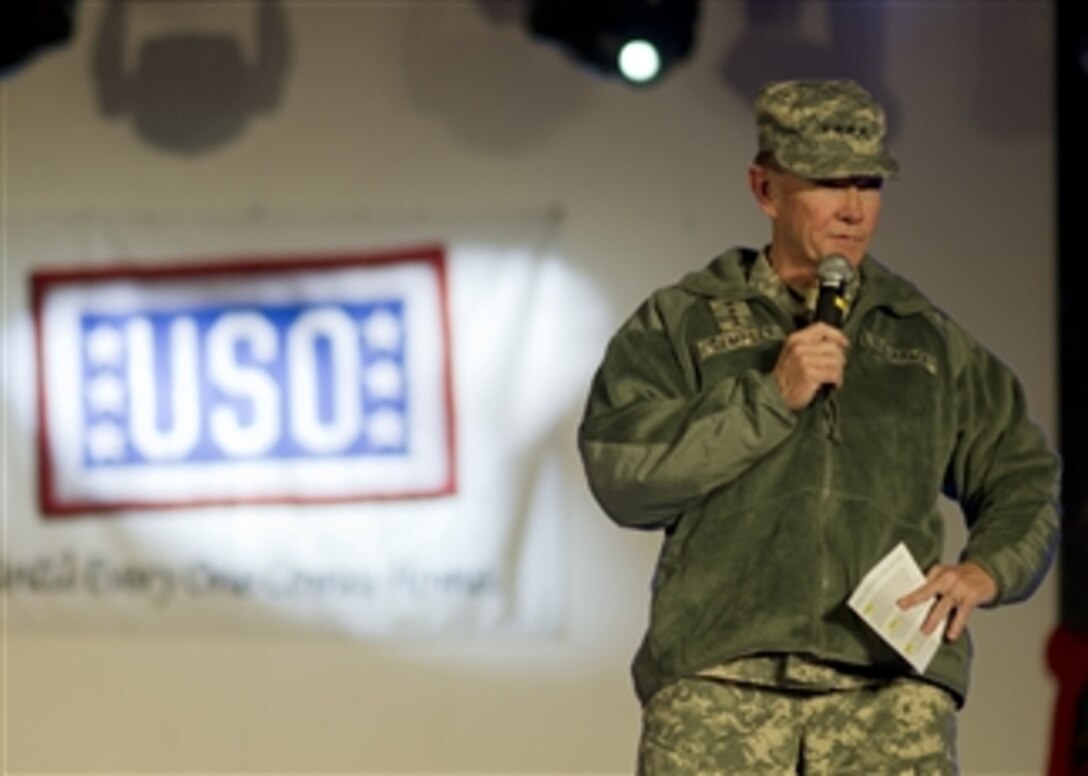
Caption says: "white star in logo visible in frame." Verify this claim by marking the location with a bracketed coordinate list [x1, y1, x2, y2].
[86, 374, 126, 415]
[85, 324, 125, 366]
[361, 309, 402, 352]
[368, 409, 405, 448]
[86, 421, 126, 461]
[364, 359, 404, 400]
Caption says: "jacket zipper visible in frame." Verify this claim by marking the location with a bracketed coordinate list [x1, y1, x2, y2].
[818, 393, 835, 636]
[816, 331, 846, 645]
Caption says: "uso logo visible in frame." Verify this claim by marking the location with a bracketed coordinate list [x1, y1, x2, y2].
[32, 247, 456, 515]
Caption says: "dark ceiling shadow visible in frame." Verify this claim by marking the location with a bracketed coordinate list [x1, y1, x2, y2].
[91, 0, 291, 155]
[720, 0, 900, 142]
[401, 2, 588, 155]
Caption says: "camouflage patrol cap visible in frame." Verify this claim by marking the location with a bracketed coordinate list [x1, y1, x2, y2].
[755, 79, 899, 179]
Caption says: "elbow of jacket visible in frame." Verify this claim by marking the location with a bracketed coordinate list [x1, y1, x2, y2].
[583, 473, 680, 531]
[578, 435, 686, 530]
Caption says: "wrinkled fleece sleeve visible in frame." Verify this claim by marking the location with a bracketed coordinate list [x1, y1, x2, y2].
[943, 322, 1061, 607]
[578, 293, 798, 531]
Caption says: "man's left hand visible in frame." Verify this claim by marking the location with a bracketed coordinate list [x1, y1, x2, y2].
[896, 561, 997, 641]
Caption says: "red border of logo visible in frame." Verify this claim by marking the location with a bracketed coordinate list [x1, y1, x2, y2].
[31, 244, 457, 517]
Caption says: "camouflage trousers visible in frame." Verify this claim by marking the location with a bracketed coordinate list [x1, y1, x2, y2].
[638, 675, 958, 775]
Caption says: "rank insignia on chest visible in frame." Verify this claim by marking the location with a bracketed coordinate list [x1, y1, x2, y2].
[708, 299, 755, 330]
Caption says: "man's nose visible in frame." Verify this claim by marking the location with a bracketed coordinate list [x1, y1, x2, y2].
[836, 187, 864, 223]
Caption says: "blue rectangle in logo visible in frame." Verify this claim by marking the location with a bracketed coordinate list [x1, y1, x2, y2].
[80, 301, 410, 466]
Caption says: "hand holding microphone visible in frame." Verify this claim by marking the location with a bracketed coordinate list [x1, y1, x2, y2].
[772, 255, 853, 410]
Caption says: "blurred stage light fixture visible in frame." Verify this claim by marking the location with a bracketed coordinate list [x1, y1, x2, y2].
[0, 0, 78, 79]
[528, 0, 699, 86]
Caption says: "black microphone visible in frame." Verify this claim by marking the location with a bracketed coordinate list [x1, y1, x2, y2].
[814, 254, 853, 328]
[813, 254, 853, 399]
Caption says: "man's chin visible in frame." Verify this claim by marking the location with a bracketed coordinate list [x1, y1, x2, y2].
[822, 243, 867, 264]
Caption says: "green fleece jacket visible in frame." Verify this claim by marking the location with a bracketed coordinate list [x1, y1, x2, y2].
[578, 247, 1060, 706]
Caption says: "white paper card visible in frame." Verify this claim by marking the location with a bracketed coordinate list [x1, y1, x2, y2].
[847, 542, 944, 673]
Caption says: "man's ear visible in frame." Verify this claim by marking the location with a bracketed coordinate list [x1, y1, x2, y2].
[748, 164, 777, 218]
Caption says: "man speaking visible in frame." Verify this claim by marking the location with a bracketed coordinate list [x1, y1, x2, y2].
[577, 79, 1059, 774]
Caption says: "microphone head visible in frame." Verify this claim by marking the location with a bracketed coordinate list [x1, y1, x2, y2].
[817, 254, 854, 287]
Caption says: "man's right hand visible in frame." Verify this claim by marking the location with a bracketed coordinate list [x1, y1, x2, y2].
[772, 322, 849, 410]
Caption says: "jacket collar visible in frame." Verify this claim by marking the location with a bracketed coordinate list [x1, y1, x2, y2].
[679, 246, 933, 319]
